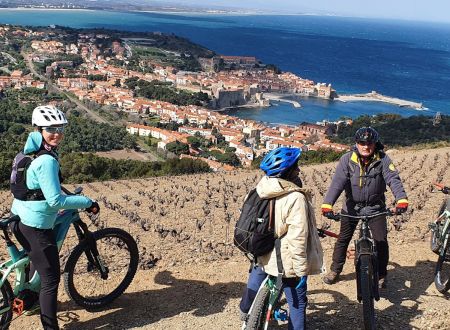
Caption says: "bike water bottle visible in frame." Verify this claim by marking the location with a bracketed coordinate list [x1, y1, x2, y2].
[273, 308, 288, 321]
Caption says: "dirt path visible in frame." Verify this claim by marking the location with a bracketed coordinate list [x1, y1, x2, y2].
[10, 240, 449, 330]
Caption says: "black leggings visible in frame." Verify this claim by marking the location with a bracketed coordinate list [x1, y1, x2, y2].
[15, 222, 60, 330]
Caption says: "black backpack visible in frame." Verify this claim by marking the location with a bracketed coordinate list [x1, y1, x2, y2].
[234, 188, 276, 258]
[10, 149, 59, 201]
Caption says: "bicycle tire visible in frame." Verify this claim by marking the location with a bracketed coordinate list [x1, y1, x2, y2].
[434, 240, 450, 293]
[359, 254, 376, 330]
[430, 226, 441, 254]
[0, 279, 13, 330]
[63, 227, 139, 309]
[245, 284, 270, 330]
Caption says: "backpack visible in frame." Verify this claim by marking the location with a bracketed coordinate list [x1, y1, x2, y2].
[10, 149, 59, 201]
[233, 188, 276, 259]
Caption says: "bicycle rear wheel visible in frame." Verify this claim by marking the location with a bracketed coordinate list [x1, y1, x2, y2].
[63, 227, 139, 309]
[359, 254, 376, 330]
[245, 284, 270, 330]
[0, 279, 13, 329]
[434, 239, 450, 293]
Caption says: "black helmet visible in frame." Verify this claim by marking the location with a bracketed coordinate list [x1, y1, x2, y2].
[355, 127, 379, 144]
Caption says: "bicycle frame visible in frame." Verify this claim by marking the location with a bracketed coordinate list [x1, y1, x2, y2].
[334, 212, 391, 303]
[354, 218, 379, 302]
[0, 209, 86, 297]
[434, 210, 450, 257]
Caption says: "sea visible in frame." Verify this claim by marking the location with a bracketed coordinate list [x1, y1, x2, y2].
[1, 9, 450, 125]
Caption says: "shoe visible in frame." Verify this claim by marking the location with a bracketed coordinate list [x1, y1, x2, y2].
[323, 271, 340, 285]
[378, 276, 388, 289]
[17, 289, 40, 315]
[23, 303, 40, 316]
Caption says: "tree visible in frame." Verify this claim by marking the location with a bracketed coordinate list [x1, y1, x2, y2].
[166, 141, 189, 155]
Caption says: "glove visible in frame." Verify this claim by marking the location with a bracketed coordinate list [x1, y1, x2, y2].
[395, 199, 408, 214]
[321, 204, 334, 218]
[296, 276, 308, 289]
[85, 201, 100, 214]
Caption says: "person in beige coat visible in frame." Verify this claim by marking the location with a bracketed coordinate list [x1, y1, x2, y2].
[239, 147, 324, 330]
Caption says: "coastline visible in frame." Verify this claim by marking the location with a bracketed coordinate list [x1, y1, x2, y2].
[0, 8, 93, 11]
[335, 92, 427, 110]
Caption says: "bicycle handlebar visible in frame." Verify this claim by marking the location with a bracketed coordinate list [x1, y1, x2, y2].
[326, 209, 396, 222]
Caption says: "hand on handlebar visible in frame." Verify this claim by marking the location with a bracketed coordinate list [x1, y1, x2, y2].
[85, 201, 100, 214]
[321, 205, 336, 220]
[395, 200, 408, 214]
[295, 276, 307, 289]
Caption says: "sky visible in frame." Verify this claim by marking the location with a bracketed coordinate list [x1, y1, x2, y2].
[170, 0, 450, 23]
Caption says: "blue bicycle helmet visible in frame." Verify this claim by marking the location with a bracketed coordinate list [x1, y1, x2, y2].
[260, 147, 301, 177]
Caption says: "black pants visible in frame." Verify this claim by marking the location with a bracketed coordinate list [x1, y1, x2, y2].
[15, 222, 60, 330]
[330, 215, 389, 278]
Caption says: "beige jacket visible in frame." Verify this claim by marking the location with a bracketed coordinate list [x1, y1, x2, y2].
[256, 176, 324, 278]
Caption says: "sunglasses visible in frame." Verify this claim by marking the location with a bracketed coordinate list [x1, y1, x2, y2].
[43, 126, 65, 134]
[357, 141, 375, 146]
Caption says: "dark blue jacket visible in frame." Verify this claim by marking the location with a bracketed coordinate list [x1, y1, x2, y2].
[322, 149, 407, 215]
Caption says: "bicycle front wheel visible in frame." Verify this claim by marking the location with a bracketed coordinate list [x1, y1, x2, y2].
[63, 227, 139, 309]
[434, 240, 450, 293]
[0, 279, 13, 329]
[359, 254, 376, 330]
[245, 284, 270, 330]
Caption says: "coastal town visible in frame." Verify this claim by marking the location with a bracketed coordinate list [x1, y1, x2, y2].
[0, 24, 355, 169]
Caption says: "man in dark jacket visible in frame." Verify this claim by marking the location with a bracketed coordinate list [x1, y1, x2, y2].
[321, 127, 408, 288]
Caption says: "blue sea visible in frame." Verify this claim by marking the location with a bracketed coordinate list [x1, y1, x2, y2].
[1, 9, 450, 125]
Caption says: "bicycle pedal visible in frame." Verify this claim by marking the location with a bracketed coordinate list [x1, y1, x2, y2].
[12, 298, 24, 316]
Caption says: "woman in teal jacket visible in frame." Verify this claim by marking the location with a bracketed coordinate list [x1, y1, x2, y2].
[11, 105, 98, 330]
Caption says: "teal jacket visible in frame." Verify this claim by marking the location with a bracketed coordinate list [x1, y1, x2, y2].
[11, 132, 92, 229]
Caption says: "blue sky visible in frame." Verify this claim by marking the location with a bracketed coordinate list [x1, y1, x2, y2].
[171, 0, 450, 23]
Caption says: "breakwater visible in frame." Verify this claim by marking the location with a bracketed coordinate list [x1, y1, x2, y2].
[335, 91, 427, 110]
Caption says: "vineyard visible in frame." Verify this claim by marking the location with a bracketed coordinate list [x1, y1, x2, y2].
[2, 146, 450, 329]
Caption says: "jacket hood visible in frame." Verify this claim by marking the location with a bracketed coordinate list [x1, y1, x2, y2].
[256, 176, 309, 199]
[23, 132, 43, 154]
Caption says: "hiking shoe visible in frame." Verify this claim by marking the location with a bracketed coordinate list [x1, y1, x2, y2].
[323, 271, 340, 285]
[17, 289, 40, 315]
[23, 303, 40, 316]
[379, 276, 388, 289]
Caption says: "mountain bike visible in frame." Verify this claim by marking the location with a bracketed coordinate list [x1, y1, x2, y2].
[326, 210, 394, 330]
[429, 182, 450, 293]
[0, 187, 139, 329]
[243, 227, 338, 330]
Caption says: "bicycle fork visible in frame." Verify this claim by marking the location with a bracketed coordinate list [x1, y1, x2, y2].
[74, 221, 109, 280]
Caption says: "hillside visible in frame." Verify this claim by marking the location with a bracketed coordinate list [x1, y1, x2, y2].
[2, 146, 450, 329]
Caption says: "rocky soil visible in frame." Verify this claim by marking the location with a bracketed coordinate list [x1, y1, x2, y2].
[1, 146, 450, 329]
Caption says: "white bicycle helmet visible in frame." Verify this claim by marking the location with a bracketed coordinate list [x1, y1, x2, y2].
[32, 105, 68, 127]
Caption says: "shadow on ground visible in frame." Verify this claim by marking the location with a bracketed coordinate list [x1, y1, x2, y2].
[57, 258, 443, 329]
[308, 259, 438, 329]
[58, 270, 245, 329]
